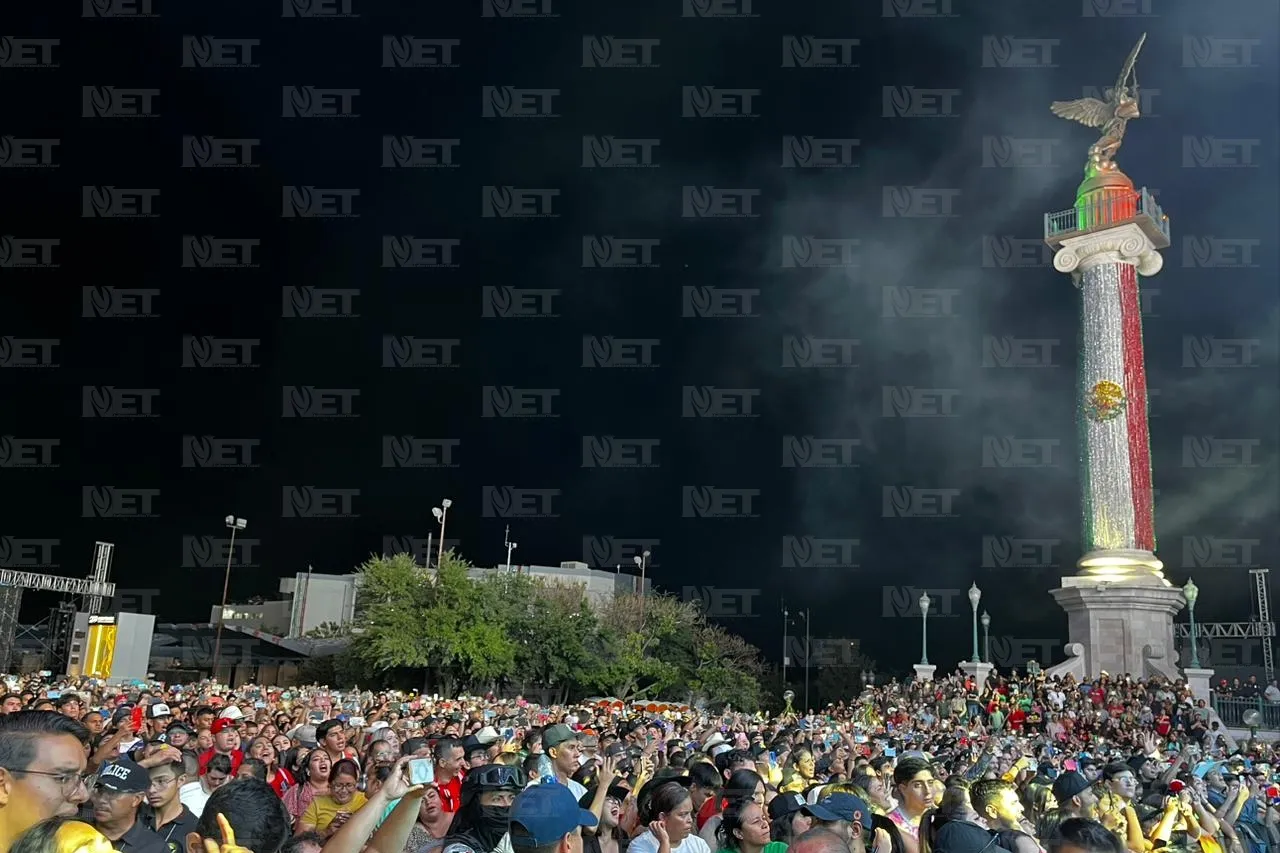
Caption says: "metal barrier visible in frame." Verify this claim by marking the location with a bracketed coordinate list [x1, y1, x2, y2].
[1043, 188, 1168, 243]
[1211, 693, 1280, 729]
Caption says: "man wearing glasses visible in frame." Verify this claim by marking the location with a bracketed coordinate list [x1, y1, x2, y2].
[89, 759, 169, 853]
[140, 755, 198, 853]
[0, 710, 93, 853]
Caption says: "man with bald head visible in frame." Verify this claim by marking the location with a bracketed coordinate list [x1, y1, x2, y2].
[789, 828, 853, 853]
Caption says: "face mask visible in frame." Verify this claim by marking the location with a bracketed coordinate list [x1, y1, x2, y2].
[479, 805, 510, 832]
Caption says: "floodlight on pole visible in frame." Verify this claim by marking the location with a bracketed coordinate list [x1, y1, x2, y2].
[633, 550, 650, 621]
[432, 499, 451, 567]
[212, 515, 247, 679]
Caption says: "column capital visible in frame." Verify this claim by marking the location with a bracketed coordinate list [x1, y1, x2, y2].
[1053, 222, 1164, 277]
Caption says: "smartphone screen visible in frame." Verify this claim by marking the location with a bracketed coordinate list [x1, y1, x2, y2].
[409, 757, 435, 786]
[131, 707, 144, 729]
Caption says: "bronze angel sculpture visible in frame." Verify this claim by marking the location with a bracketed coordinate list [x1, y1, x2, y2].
[1050, 33, 1147, 174]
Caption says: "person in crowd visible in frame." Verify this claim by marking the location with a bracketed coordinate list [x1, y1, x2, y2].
[970, 779, 1039, 853]
[10, 817, 113, 853]
[1045, 819, 1124, 853]
[0, 713, 93, 853]
[507, 784, 597, 853]
[197, 725, 241, 780]
[628, 780, 711, 853]
[404, 784, 450, 853]
[714, 795, 785, 853]
[699, 772, 764, 850]
[180, 755, 231, 819]
[789, 827, 852, 853]
[140, 756, 198, 853]
[242, 741, 292, 799]
[316, 724, 358, 770]
[433, 741, 465, 816]
[185, 779, 291, 853]
[86, 759, 168, 853]
[281, 752, 329, 827]
[539, 728, 588, 801]
[438, 764, 524, 853]
[297, 760, 365, 838]
[767, 793, 810, 846]
[579, 781, 631, 853]
[887, 759, 936, 853]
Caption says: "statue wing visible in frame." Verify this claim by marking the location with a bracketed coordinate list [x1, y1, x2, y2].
[1050, 97, 1112, 129]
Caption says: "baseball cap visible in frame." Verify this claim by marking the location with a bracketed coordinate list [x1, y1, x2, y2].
[210, 718, 238, 735]
[769, 793, 806, 822]
[96, 759, 149, 794]
[218, 705, 244, 721]
[510, 782, 598, 847]
[287, 724, 318, 748]
[803, 793, 873, 830]
[1052, 771, 1092, 802]
[148, 703, 173, 720]
[542, 724, 579, 751]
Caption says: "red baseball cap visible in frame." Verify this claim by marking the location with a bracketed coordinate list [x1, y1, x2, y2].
[210, 718, 238, 735]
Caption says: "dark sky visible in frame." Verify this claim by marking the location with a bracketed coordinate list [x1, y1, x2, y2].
[3, 0, 1277, 675]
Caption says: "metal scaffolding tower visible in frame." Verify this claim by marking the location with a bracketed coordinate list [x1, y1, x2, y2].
[0, 543, 118, 672]
[1253, 568, 1274, 683]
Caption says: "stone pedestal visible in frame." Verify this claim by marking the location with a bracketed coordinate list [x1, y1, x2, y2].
[913, 663, 936, 682]
[958, 660, 994, 686]
[1051, 575, 1184, 678]
[1183, 667, 1215, 703]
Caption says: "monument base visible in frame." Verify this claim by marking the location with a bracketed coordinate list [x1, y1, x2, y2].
[1050, 573, 1184, 679]
[1183, 667, 1215, 703]
[958, 660, 994, 686]
[912, 663, 936, 682]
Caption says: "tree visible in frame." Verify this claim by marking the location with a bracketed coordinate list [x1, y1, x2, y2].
[304, 621, 350, 639]
[343, 550, 770, 708]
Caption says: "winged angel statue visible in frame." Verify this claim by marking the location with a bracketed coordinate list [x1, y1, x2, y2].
[1050, 34, 1147, 174]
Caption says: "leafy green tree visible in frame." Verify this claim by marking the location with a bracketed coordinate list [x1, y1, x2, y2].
[685, 622, 767, 711]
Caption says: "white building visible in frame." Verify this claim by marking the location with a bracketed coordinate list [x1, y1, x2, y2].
[467, 561, 650, 607]
[210, 571, 359, 638]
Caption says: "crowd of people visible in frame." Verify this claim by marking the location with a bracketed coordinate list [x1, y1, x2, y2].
[0, 669, 1271, 853]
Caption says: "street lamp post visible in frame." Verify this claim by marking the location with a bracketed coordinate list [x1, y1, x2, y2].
[968, 583, 982, 663]
[430, 499, 452, 567]
[796, 608, 811, 713]
[981, 611, 991, 664]
[212, 515, 247, 680]
[633, 550, 650, 621]
[1183, 578, 1201, 668]
[919, 592, 931, 665]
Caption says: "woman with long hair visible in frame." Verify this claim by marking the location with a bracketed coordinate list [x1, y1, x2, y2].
[714, 796, 785, 853]
[246, 736, 295, 797]
[283, 749, 330, 826]
[580, 783, 632, 853]
[700, 771, 765, 849]
[298, 759, 367, 837]
[629, 781, 712, 853]
[918, 782, 979, 853]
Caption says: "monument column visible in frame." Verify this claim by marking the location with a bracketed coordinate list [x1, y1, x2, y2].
[1042, 35, 1185, 679]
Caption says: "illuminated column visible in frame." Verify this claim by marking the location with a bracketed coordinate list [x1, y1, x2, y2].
[1046, 168, 1169, 581]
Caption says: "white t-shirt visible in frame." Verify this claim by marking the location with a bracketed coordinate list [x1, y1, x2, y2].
[628, 831, 711, 853]
[532, 774, 587, 801]
[179, 780, 210, 817]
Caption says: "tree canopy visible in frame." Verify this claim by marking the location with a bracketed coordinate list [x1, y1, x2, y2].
[338, 551, 769, 710]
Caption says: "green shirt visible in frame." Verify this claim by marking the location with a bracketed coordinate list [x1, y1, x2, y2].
[715, 843, 787, 853]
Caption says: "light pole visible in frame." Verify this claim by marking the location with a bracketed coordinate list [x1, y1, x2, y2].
[781, 600, 789, 691]
[795, 608, 811, 713]
[1183, 577, 1200, 668]
[504, 525, 518, 573]
[431, 498, 452, 567]
[968, 583, 982, 663]
[212, 515, 247, 679]
[919, 592, 931, 665]
[633, 550, 650, 621]
[981, 611, 991, 664]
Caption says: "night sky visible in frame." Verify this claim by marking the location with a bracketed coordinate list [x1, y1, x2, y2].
[3, 0, 1277, 675]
